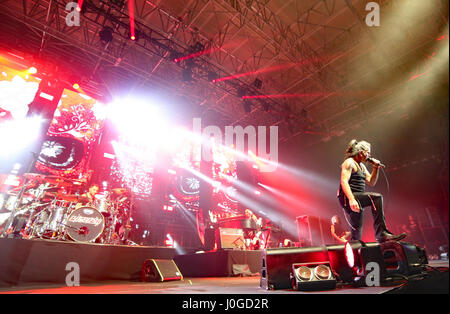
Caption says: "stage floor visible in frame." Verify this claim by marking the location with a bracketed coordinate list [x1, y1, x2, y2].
[1, 260, 448, 294]
[0, 276, 399, 294]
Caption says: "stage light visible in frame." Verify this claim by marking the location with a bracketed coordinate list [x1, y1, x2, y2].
[327, 241, 387, 286]
[314, 264, 332, 280]
[103, 152, 115, 159]
[345, 241, 355, 268]
[297, 266, 313, 281]
[28, 67, 37, 74]
[72, 83, 80, 90]
[290, 262, 336, 291]
[0, 116, 43, 157]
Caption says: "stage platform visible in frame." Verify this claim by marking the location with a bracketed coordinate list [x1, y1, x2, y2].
[0, 238, 448, 295]
[0, 261, 448, 294]
[0, 237, 175, 287]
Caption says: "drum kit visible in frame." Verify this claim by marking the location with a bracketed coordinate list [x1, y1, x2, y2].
[0, 173, 133, 245]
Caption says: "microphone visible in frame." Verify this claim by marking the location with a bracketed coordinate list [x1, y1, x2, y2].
[367, 157, 386, 168]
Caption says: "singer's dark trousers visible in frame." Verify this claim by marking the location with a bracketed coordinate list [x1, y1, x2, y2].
[338, 192, 388, 241]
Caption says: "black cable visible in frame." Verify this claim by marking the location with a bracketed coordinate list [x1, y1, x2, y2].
[380, 167, 390, 211]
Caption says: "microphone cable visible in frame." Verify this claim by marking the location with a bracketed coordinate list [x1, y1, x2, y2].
[380, 166, 391, 211]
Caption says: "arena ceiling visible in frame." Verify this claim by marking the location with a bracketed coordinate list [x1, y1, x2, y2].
[0, 0, 448, 145]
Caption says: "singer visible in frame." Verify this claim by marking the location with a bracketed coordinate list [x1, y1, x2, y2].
[337, 139, 406, 242]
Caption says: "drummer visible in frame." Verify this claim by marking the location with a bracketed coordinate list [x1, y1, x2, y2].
[77, 183, 100, 207]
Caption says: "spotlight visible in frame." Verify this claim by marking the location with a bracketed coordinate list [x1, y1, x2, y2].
[290, 262, 336, 291]
[327, 241, 387, 286]
[28, 67, 37, 74]
[170, 51, 183, 62]
[99, 26, 114, 44]
[129, 29, 139, 41]
[72, 83, 80, 90]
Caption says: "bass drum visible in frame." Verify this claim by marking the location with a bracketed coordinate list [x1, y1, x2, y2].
[65, 207, 105, 243]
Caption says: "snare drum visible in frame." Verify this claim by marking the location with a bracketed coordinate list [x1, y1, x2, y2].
[65, 207, 105, 243]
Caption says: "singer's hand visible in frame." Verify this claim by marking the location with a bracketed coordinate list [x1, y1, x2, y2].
[369, 157, 381, 167]
[349, 198, 360, 213]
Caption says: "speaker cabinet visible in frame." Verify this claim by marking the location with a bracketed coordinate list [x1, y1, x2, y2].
[296, 215, 325, 247]
[380, 241, 427, 276]
[327, 241, 387, 284]
[141, 259, 183, 282]
[290, 262, 336, 291]
[217, 228, 245, 250]
[260, 246, 329, 290]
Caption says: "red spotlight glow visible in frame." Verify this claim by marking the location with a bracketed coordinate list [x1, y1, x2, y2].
[28, 67, 37, 74]
[283, 239, 291, 247]
[77, 0, 84, 12]
[128, 0, 136, 42]
[345, 242, 355, 268]
[165, 234, 174, 247]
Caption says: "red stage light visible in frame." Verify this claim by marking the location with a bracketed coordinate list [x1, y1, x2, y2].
[131, 35, 136, 40]
[345, 241, 355, 268]
[28, 67, 37, 74]
[73, 83, 80, 90]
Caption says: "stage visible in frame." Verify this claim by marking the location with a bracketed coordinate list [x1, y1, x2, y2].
[0, 237, 448, 294]
[0, 262, 448, 294]
[0, 237, 176, 287]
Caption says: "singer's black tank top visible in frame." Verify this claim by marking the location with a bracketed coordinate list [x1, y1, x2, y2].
[339, 160, 366, 196]
[348, 166, 366, 193]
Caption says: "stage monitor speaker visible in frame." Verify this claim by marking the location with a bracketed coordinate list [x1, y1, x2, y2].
[296, 215, 324, 247]
[141, 259, 183, 282]
[327, 241, 387, 285]
[217, 228, 245, 250]
[290, 262, 336, 291]
[260, 246, 329, 290]
[380, 241, 428, 276]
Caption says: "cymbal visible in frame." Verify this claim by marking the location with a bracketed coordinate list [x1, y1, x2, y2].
[24, 173, 46, 178]
[112, 188, 128, 194]
[44, 176, 74, 185]
[57, 194, 80, 202]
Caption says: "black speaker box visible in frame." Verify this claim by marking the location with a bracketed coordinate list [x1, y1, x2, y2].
[380, 241, 427, 276]
[260, 246, 329, 290]
[141, 259, 183, 282]
[327, 241, 387, 284]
